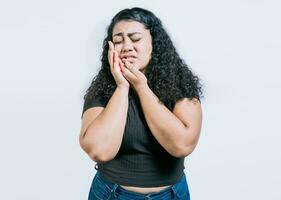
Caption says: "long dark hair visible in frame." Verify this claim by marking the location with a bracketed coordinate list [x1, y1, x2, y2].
[83, 7, 204, 111]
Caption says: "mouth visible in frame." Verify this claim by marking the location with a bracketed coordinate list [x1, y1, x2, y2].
[121, 54, 137, 59]
[122, 57, 136, 64]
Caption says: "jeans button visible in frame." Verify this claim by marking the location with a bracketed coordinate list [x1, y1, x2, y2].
[94, 163, 99, 170]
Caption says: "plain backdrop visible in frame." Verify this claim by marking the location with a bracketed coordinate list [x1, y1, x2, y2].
[0, 0, 280, 199]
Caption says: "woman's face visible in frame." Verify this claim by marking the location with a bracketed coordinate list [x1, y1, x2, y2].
[112, 20, 153, 73]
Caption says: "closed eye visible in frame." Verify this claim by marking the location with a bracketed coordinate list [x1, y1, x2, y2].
[113, 41, 122, 44]
[132, 38, 141, 42]
[113, 38, 141, 45]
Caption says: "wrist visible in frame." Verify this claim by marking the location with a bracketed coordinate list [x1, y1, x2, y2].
[117, 84, 130, 91]
[135, 84, 149, 94]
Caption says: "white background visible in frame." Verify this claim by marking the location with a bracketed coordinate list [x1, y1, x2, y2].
[0, 0, 280, 199]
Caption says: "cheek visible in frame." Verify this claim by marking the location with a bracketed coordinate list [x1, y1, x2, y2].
[137, 51, 151, 68]
[113, 45, 122, 54]
[138, 44, 152, 60]
[144, 42, 152, 57]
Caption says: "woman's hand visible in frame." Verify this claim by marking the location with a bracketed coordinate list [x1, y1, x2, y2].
[121, 59, 148, 92]
[108, 41, 130, 89]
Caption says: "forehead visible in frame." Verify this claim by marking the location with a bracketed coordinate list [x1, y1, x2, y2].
[112, 20, 148, 36]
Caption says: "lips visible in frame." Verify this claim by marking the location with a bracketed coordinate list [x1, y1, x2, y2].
[121, 56, 136, 64]
[121, 54, 137, 59]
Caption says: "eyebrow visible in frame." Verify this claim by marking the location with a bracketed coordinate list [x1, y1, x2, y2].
[113, 32, 142, 37]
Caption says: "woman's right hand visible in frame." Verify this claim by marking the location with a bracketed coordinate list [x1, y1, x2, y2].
[108, 41, 130, 89]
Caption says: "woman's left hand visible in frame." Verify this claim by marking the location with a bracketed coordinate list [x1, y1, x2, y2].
[121, 60, 148, 92]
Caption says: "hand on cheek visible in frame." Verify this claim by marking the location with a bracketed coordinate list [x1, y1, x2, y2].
[115, 52, 125, 74]
[121, 60, 148, 92]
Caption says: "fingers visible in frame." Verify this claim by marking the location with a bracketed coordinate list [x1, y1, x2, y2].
[108, 41, 115, 67]
[118, 59, 124, 73]
[122, 61, 138, 80]
[119, 58, 124, 68]
[113, 51, 119, 70]
[124, 60, 143, 78]
[124, 60, 133, 70]
[108, 41, 124, 74]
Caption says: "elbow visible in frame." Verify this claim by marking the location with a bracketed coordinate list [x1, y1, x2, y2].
[171, 145, 196, 158]
[79, 136, 116, 163]
[89, 151, 113, 163]
[79, 138, 113, 163]
[172, 133, 200, 158]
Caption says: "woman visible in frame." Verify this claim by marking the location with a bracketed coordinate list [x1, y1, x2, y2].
[80, 7, 203, 200]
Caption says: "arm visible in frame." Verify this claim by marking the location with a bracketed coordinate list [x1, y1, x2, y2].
[79, 86, 129, 162]
[135, 85, 202, 158]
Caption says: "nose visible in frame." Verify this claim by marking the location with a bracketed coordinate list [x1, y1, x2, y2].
[121, 38, 133, 54]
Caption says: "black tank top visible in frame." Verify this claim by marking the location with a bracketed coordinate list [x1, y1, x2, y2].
[81, 89, 185, 187]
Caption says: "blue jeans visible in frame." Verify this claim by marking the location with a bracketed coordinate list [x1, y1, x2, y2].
[88, 171, 190, 200]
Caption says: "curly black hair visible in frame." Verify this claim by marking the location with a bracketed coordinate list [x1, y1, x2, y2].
[83, 7, 204, 111]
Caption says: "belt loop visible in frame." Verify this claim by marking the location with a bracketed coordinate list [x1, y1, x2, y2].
[110, 184, 119, 198]
[171, 185, 177, 199]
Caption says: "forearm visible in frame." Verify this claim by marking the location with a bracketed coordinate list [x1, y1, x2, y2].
[136, 85, 188, 157]
[82, 86, 129, 162]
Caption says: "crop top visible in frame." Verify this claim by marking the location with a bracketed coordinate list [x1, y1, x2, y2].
[81, 88, 185, 187]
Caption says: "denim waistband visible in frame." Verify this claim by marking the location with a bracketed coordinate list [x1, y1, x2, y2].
[95, 171, 186, 199]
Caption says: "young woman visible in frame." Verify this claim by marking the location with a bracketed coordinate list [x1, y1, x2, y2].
[80, 7, 203, 200]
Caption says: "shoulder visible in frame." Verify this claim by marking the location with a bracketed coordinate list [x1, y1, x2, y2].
[173, 97, 201, 113]
[172, 97, 202, 127]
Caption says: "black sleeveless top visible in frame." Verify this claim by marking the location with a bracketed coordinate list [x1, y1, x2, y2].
[81, 89, 185, 187]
